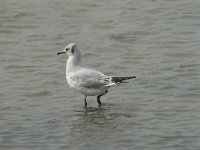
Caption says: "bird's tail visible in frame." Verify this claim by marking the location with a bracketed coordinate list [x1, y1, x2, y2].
[111, 76, 136, 84]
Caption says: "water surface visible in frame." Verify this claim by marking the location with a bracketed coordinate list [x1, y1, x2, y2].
[0, 0, 200, 149]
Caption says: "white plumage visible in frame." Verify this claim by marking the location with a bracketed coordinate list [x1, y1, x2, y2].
[57, 43, 136, 107]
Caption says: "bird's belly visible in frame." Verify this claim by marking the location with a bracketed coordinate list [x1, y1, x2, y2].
[67, 81, 108, 96]
[78, 87, 107, 96]
[73, 85, 109, 96]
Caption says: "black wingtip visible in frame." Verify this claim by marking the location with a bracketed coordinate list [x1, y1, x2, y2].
[111, 76, 136, 83]
[126, 76, 136, 79]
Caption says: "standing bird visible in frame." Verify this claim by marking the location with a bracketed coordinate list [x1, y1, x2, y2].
[57, 43, 136, 107]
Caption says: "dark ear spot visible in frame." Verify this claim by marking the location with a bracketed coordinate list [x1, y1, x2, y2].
[71, 45, 75, 53]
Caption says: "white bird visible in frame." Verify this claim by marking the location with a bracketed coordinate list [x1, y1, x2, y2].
[57, 43, 136, 107]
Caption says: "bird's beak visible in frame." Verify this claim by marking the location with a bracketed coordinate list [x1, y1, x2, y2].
[57, 51, 66, 55]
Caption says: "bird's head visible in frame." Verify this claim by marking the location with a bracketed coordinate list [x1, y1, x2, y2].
[57, 43, 79, 56]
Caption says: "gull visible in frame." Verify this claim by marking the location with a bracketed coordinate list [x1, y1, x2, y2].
[57, 43, 136, 107]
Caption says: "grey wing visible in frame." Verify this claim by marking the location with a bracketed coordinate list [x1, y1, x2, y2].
[71, 68, 110, 89]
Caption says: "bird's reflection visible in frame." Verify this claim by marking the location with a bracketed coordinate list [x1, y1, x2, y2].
[74, 104, 112, 124]
[71, 103, 134, 137]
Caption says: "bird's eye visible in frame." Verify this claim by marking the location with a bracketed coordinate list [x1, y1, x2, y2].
[66, 48, 68, 51]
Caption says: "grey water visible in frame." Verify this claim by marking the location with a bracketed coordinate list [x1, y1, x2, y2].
[0, 0, 200, 149]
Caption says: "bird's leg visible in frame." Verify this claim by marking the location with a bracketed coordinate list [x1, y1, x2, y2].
[84, 96, 87, 107]
[97, 90, 108, 107]
[97, 95, 102, 107]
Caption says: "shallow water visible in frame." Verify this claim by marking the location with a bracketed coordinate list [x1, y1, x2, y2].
[0, 0, 200, 149]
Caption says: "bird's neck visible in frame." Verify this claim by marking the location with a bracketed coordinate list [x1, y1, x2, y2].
[66, 53, 82, 72]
